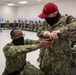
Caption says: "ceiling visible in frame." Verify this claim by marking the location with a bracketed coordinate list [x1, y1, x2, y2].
[0, 0, 62, 7]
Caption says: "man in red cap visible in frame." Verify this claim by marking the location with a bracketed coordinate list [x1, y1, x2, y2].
[39, 2, 58, 19]
[39, 2, 60, 26]
[37, 2, 76, 75]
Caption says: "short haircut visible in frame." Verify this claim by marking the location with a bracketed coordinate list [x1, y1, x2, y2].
[10, 28, 18, 36]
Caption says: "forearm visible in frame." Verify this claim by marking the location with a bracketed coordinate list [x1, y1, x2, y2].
[37, 26, 51, 37]
[24, 39, 40, 44]
[3, 44, 39, 57]
[37, 30, 44, 37]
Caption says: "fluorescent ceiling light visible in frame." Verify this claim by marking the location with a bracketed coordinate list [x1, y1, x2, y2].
[19, 1, 28, 4]
[37, 0, 42, 1]
[7, 3, 14, 6]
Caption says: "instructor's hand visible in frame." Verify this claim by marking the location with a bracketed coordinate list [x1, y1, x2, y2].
[37, 40, 51, 48]
[49, 30, 61, 39]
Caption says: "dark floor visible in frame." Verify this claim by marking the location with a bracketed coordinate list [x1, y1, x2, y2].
[69, 66, 76, 75]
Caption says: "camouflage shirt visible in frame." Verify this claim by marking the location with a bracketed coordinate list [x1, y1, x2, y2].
[3, 39, 40, 73]
[37, 15, 76, 75]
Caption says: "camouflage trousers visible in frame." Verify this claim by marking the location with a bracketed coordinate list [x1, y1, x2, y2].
[37, 48, 46, 63]
[2, 62, 45, 75]
[39, 49, 71, 75]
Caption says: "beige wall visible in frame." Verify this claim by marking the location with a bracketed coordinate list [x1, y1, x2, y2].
[0, 0, 76, 22]
[17, 0, 76, 20]
[0, 5, 17, 22]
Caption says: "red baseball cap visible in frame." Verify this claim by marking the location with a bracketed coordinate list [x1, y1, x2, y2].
[38, 2, 58, 18]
